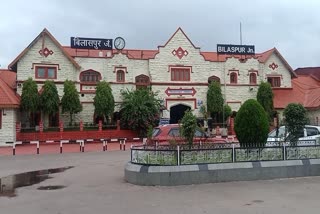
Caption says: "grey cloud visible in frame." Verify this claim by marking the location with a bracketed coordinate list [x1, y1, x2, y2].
[1, 0, 320, 69]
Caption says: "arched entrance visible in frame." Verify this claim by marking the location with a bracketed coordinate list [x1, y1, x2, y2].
[170, 104, 191, 124]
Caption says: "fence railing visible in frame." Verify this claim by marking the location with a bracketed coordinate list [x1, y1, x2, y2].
[131, 140, 320, 165]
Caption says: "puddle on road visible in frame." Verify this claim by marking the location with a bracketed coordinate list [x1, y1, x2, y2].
[37, 185, 66, 190]
[0, 166, 73, 198]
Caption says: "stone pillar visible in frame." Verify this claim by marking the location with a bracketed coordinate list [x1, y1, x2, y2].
[99, 120, 102, 131]
[230, 118, 235, 135]
[59, 121, 64, 132]
[16, 122, 21, 133]
[39, 120, 43, 133]
[117, 120, 120, 130]
[80, 120, 83, 131]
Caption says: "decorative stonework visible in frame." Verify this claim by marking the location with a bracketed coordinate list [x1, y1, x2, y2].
[39, 47, 54, 57]
[172, 47, 188, 59]
[269, 62, 278, 70]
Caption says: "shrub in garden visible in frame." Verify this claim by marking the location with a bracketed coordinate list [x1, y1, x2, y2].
[234, 99, 269, 147]
[283, 103, 308, 143]
[180, 110, 197, 148]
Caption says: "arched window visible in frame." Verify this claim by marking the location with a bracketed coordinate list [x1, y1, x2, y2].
[230, 72, 237, 84]
[208, 75, 220, 84]
[135, 74, 150, 89]
[80, 70, 101, 82]
[249, 73, 257, 84]
[116, 70, 125, 82]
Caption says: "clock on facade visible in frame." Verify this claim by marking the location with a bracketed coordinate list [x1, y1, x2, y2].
[114, 37, 125, 50]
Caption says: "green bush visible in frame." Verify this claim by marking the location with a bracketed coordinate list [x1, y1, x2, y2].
[234, 99, 269, 147]
[180, 110, 197, 148]
[283, 103, 308, 143]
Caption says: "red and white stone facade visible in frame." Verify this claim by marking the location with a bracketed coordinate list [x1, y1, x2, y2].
[9, 28, 295, 126]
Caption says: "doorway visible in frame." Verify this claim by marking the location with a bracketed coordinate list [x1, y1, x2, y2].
[170, 104, 191, 124]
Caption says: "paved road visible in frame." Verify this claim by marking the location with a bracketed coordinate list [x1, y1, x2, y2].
[0, 150, 320, 214]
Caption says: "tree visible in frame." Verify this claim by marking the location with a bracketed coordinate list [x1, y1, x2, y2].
[93, 81, 115, 123]
[120, 88, 161, 136]
[20, 77, 39, 126]
[40, 80, 60, 115]
[61, 80, 82, 126]
[234, 99, 269, 147]
[180, 110, 197, 148]
[207, 81, 224, 122]
[257, 82, 274, 122]
[283, 103, 308, 144]
[222, 104, 232, 122]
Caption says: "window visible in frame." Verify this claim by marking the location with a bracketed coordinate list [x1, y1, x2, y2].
[168, 128, 180, 137]
[135, 75, 150, 89]
[80, 70, 101, 82]
[230, 72, 237, 84]
[267, 77, 281, 87]
[116, 70, 125, 82]
[249, 73, 257, 84]
[35, 67, 57, 79]
[306, 127, 320, 136]
[171, 67, 190, 81]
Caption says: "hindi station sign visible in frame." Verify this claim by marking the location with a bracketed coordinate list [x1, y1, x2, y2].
[71, 37, 113, 50]
[165, 87, 196, 96]
[217, 44, 255, 55]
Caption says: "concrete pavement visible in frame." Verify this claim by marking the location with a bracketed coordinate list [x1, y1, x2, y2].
[0, 150, 320, 214]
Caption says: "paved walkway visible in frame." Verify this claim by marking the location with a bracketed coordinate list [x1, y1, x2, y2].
[0, 150, 320, 214]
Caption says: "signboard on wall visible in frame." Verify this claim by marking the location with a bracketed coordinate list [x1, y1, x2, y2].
[159, 118, 170, 125]
[217, 44, 255, 55]
[165, 87, 196, 96]
[71, 37, 113, 50]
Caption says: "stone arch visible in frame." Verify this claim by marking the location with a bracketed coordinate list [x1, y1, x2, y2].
[169, 103, 191, 124]
[208, 75, 220, 84]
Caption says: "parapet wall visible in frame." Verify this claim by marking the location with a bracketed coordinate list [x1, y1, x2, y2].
[125, 159, 320, 186]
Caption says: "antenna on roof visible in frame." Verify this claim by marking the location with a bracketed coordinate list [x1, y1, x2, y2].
[240, 22, 242, 45]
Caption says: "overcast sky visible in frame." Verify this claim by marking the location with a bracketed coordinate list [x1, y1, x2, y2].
[1, 0, 320, 69]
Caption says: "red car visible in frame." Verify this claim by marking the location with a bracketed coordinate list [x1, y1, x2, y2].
[151, 124, 228, 145]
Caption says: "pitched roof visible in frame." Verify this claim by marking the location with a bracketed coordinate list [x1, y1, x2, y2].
[0, 70, 19, 108]
[159, 27, 200, 49]
[0, 69, 16, 89]
[294, 67, 320, 81]
[8, 28, 80, 70]
[273, 75, 320, 109]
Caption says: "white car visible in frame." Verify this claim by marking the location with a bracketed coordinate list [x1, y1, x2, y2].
[267, 125, 320, 146]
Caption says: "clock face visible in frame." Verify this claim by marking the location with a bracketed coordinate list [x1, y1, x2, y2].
[114, 37, 125, 50]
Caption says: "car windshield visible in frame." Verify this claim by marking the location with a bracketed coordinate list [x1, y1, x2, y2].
[268, 127, 286, 138]
[152, 128, 161, 137]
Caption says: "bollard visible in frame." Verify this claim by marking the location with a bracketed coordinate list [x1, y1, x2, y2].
[120, 140, 122, 150]
[12, 141, 22, 156]
[123, 139, 126, 151]
[30, 141, 39, 155]
[60, 140, 69, 154]
[13, 144, 15, 155]
[106, 139, 108, 151]
[76, 140, 84, 152]
[102, 139, 106, 151]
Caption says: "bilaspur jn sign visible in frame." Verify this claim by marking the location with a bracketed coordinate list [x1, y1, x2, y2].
[217, 44, 255, 55]
[71, 37, 113, 50]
